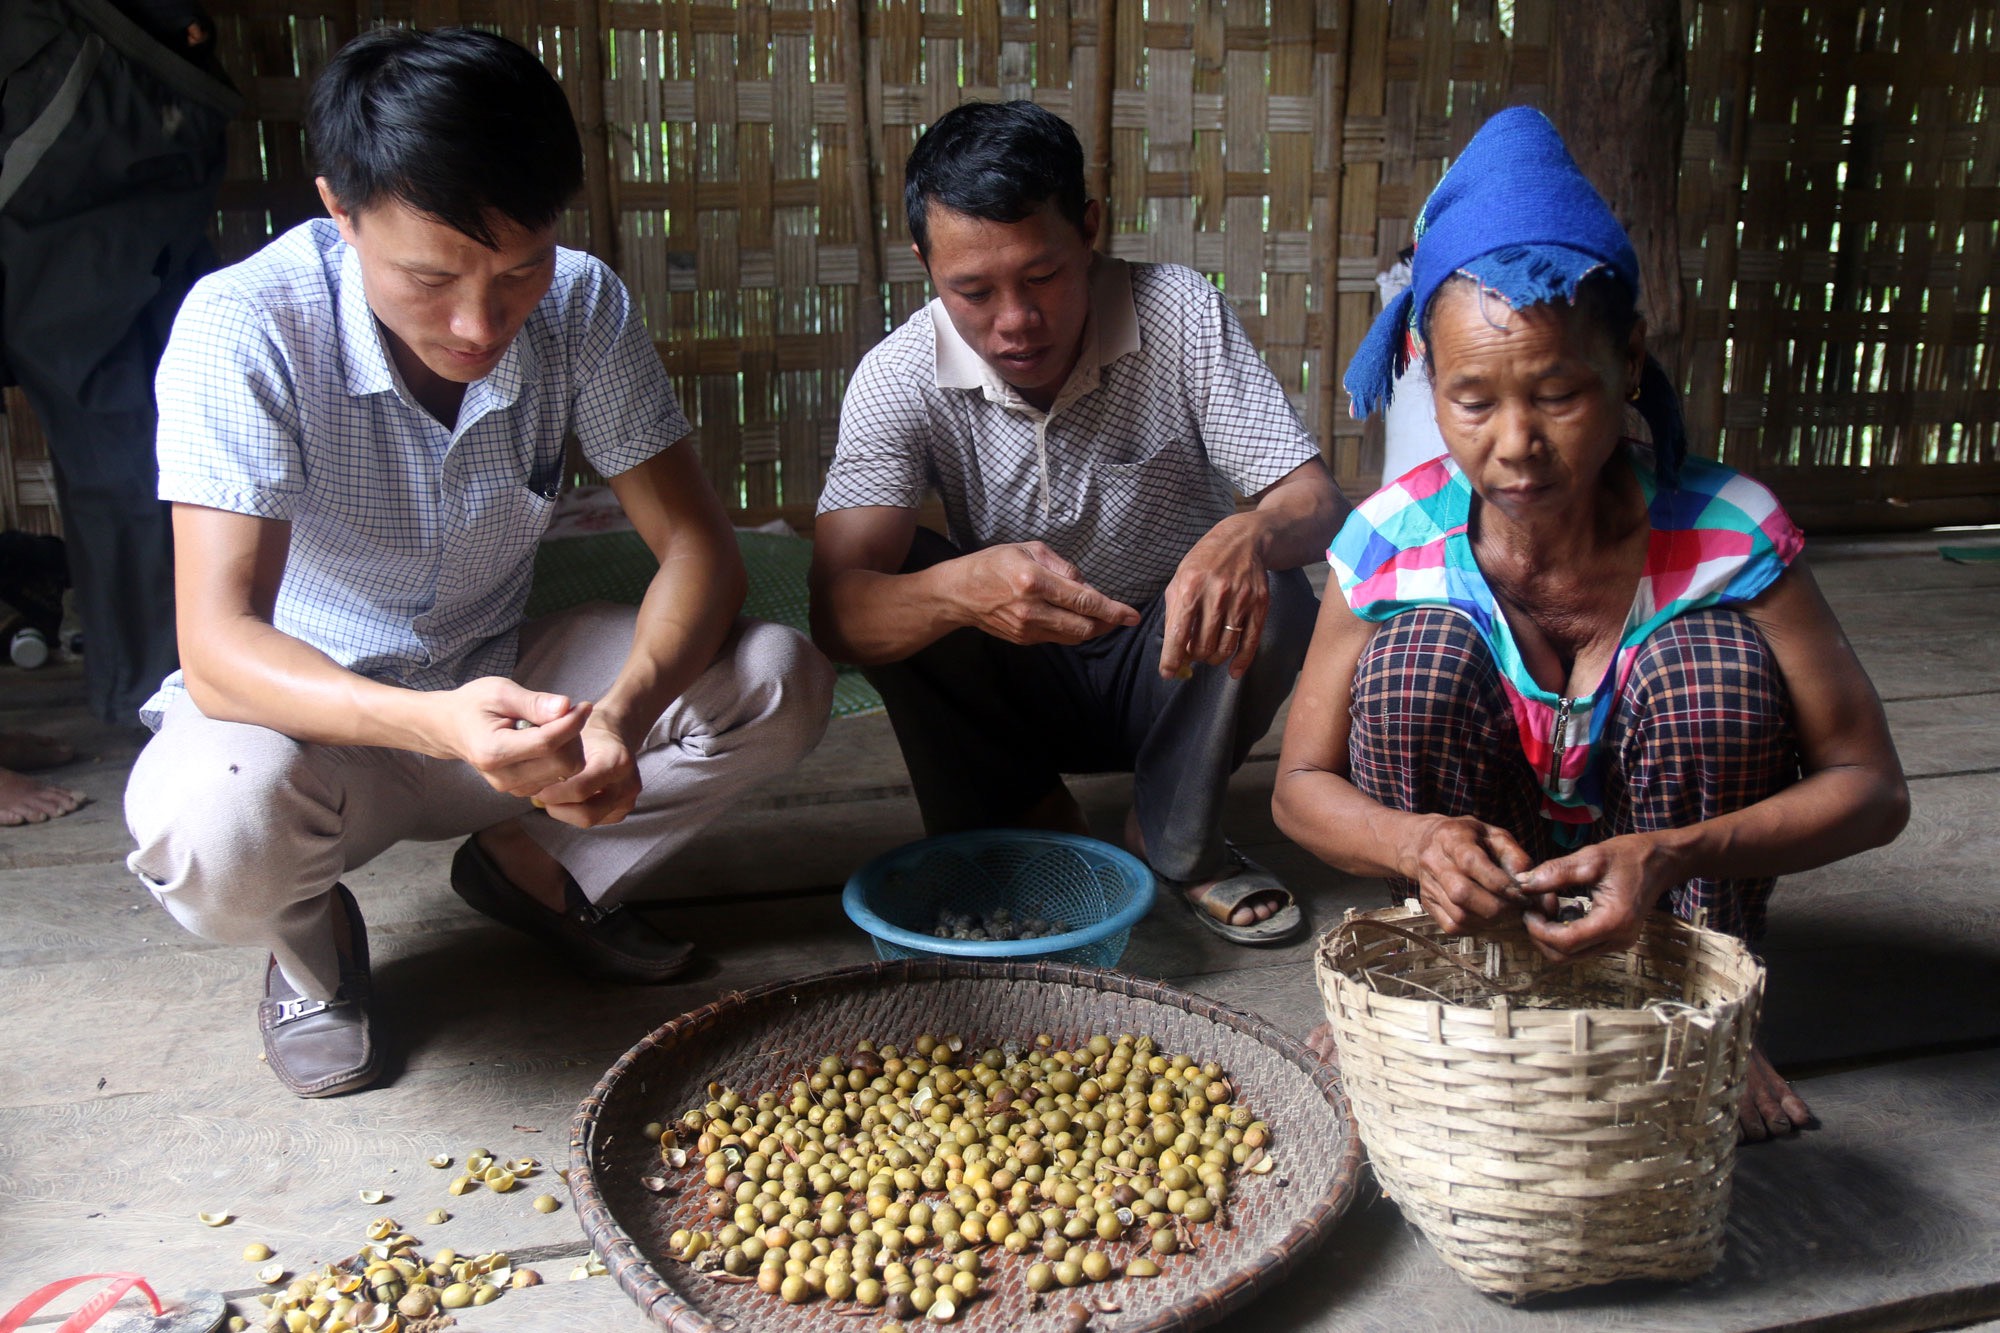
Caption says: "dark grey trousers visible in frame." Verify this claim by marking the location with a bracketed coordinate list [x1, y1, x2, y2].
[862, 529, 1319, 883]
[1, 0, 236, 723]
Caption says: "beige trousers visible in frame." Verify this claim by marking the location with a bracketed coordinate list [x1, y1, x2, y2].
[125, 605, 834, 999]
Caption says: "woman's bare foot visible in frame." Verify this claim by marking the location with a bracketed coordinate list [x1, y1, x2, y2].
[1122, 807, 1284, 926]
[0, 730, 75, 773]
[1740, 1043, 1812, 1143]
[0, 766, 87, 826]
[1303, 1021, 1340, 1066]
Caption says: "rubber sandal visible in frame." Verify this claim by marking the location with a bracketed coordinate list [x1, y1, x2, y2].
[1174, 847, 1306, 947]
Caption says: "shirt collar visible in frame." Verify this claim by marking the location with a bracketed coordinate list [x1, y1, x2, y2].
[335, 242, 395, 398]
[332, 235, 538, 411]
[929, 255, 1143, 402]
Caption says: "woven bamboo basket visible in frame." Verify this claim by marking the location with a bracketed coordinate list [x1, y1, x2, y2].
[571, 960, 1365, 1332]
[1313, 902, 1764, 1301]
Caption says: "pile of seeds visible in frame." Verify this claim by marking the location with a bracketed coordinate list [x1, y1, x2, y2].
[646, 1032, 1273, 1324]
[240, 1227, 543, 1332]
[203, 1146, 592, 1333]
[930, 908, 1066, 942]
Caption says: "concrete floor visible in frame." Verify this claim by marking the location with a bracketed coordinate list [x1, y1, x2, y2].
[2, 535, 1998, 1332]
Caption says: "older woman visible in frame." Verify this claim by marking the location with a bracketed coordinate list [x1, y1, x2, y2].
[1274, 109, 1909, 1141]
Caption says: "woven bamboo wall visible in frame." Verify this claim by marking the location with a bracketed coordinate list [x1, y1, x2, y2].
[1681, 0, 2000, 529]
[6, 1, 1995, 535]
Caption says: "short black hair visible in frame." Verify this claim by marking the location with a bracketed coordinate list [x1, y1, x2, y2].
[309, 27, 582, 248]
[904, 101, 1089, 255]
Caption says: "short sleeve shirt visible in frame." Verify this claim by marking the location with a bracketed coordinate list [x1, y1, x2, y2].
[818, 258, 1321, 609]
[143, 218, 689, 727]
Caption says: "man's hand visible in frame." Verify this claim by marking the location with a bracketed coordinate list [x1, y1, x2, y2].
[440, 678, 592, 797]
[532, 710, 644, 828]
[952, 542, 1140, 645]
[1515, 833, 1682, 962]
[1402, 814, 1537, 934]
[1158, 515, 1272, 680]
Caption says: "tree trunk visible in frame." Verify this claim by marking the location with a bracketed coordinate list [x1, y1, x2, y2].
[1549, 0, 1687, 376]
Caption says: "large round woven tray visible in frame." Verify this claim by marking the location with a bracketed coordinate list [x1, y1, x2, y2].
[570, 960, 1364, 1332]
[1315, 904, 1764, 1301]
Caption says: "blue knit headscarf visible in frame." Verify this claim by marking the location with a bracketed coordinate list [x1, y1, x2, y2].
[1343, 106, 1685, 484]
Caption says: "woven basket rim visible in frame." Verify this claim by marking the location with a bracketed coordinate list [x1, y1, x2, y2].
[1317, 905, 1763, 1021]
[568, 958, 1365, 1333]
[840, 830, 1157, 959]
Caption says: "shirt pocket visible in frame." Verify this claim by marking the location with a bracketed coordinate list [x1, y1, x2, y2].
[1094, 437, 1204, 512]
[456, 480, 560, 604]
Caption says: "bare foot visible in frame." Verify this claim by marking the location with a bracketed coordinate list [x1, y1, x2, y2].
[1184, 875, 1285, 926]
[1303, 1021, 1340, 1067]
[475, 819, 569, 912]
[1123, 806, 1284, 927]
[0, 765, 87, 825]
[1739, 1043, 1813, 1143]
[0, 730, 75, 773]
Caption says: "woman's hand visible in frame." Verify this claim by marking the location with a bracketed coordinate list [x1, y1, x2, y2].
[1404, 814, 1537, 934]
[1514, 832, 1685, 961]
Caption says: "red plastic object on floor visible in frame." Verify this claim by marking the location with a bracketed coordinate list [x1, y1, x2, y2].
[0, 1274, 221, 1333]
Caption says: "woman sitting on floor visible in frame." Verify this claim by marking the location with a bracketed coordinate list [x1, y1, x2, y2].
[1274, 108, 1909, 1141]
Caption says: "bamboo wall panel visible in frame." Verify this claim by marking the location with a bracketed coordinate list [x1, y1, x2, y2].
[1681, 0, 1999, 525]
[7, 1, 1994, 533]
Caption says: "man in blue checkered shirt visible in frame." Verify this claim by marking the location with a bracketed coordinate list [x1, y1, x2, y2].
[122, 29, 833, 1098]
[810, 102, 1344, 950]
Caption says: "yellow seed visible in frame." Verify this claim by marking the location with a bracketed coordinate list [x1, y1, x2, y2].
[511, 1269, 543, 1288]
[425, 1209, 450, 1226]
[532, 1194, 559, 1213]
[485, 1167, 518, 1193]
[439, 1282, 473, 1309]
[446, 1175, 473, 1196]
[364, 1218, 396, 1241]
[1127, 1256, 1160, 1277]
[472, 1283, 501, 1306]
[242, 1243, 272, 1262]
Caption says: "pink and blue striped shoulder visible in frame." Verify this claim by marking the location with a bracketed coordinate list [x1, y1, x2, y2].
[1330, 449, 1802, 631]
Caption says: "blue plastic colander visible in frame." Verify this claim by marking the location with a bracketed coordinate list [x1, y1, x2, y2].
[842, 830, 1156, 968]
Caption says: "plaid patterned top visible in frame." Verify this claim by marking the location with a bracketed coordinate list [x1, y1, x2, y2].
[1330, 447, 1803, 839]
[142, 219, 689, 728]
[818, 258, 1322, 609]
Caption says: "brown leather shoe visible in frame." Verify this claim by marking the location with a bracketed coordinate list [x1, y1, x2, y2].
[257, 884, 379, 1097]
[449, 836, 695, 984]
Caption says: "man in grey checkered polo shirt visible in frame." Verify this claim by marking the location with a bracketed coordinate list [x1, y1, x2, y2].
[811, 102, 1343, 946]
[122, 29, 834, 1098]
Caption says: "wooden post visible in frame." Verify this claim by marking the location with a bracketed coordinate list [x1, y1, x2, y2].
[1549, 0, 1685, 377]
[1317, 0, 1357, 468]
[1091, 0, 1116, 250]
[842, 0, 887, 355]
[575, 0, 618, 270]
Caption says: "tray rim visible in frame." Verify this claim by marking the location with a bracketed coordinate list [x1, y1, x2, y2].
[568, 958, 1366, 1333]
